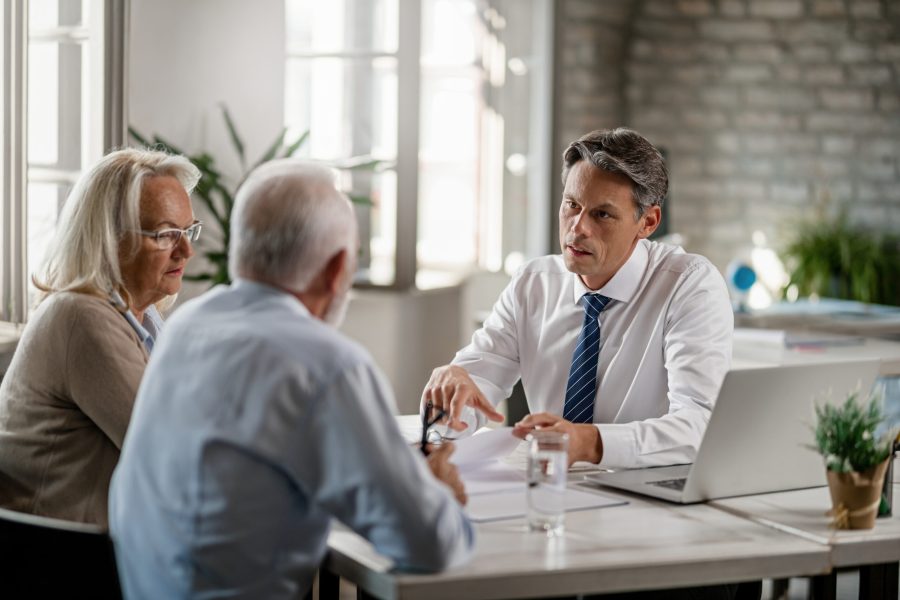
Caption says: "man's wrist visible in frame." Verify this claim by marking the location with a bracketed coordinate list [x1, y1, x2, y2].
[577, 424, 603, 463]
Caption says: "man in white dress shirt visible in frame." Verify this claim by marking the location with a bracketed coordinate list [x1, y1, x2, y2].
[110, 161, 474, 599]
[423, 127, 733, 469]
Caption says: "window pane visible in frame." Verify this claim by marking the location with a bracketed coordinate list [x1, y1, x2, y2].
[420, 72, 480, 162]
[28, 0, 59, 30]
[421, 0, 479, 67]
[354, 170, 397, 286]
[27, 182, 65, 294]
[418, 164, 478, 268]
[285, 56, 397, 160]
[286, 0, 398, 54]
[419, 0, 550, 273]
[29, 0, 84, 30]
[28, 33, 84, 169]
[27, 41, 59, 164]
[418, 68, 482, 270]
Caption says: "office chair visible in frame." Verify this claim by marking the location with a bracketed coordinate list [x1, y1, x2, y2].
[0, 506, 122, 599]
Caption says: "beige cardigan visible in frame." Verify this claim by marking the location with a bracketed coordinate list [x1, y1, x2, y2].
[0, 291, 148, 527]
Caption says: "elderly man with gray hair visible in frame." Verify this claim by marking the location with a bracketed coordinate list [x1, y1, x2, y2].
[109, 160, 474, 600]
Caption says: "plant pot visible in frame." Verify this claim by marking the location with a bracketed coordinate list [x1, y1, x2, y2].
[826, 459, 890, 529]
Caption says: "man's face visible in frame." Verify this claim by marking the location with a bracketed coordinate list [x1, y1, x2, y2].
[558, 161, 660, 290]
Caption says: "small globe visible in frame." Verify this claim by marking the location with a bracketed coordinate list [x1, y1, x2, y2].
[727, 262, 756, 292]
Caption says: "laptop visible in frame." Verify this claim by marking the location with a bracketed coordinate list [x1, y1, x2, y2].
[583, 360, 881, 503]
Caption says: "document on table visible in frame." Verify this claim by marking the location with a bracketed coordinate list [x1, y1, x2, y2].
[450, 426, 522, 467]
[450, 427, 627, 522]
[450, 427, 525, 495]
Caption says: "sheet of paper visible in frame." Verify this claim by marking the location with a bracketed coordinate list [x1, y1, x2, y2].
[449, 426, 522, 467]
[459, 460, 525, 496]
[465, 486, 627, 523]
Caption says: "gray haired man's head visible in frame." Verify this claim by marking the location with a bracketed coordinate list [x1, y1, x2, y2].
[229, 160, 356, 292]
[562, 128, 668, 219]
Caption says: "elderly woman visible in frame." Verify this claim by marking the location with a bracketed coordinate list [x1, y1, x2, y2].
[0, 148, 200, 526]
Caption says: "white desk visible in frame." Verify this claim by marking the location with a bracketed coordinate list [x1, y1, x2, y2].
[329, 419, 830, 598]
[713, 484, 900, 599]
[330, 416, 897, 599]
[324, 487, 830, 600]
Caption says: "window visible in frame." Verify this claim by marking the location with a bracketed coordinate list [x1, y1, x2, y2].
[284, 0, 554, 289]
[0, 0, 124, 323]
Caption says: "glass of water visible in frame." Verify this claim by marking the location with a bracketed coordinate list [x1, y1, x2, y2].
[526, 430, 569, 535]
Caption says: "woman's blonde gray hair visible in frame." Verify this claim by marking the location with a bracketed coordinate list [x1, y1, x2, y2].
[34, 147, 200, 302]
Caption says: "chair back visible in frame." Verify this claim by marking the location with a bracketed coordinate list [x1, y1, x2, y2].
[0, 507, 122, 599]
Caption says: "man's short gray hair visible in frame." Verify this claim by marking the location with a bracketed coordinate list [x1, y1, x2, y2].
[561, 128, 668, 218]
[229, 160, 356, 291]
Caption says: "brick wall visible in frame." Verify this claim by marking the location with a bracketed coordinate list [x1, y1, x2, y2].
[552, 0, 634, 238]
[554, 0, 900, 270]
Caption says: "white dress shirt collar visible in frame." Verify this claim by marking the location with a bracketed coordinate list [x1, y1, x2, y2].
[572, 239, 650, 305]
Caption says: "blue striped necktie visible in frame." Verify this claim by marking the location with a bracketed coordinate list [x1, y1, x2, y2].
[563, 293, 613, 423]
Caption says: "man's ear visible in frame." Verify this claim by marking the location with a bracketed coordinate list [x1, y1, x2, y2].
[322, 248, 348, 295]
[638, 205, 662, 239]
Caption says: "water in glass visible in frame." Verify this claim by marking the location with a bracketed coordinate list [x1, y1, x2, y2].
[526, 431, 568, 535]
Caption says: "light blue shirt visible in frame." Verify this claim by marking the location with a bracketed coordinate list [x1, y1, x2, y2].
[109, 279, 474, 599]
[110, 291, 164, 353]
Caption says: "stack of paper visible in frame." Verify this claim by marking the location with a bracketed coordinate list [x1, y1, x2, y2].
[733, 327, 864, 348]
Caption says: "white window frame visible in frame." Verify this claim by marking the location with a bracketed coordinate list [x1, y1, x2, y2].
[1, 0, 28, 324]
[0, 0, 127, 324]
[286, 0, 554, 291]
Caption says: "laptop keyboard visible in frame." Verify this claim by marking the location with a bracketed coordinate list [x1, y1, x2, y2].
[648, 477, 687, 491]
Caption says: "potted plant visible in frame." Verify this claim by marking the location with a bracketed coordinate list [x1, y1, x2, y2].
[811, 391, 897, 529]
[130, 104, 383, 285]
[782, 212, 900, 307]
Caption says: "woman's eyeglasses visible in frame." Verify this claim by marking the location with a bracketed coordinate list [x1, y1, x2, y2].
[137, 221, 203, 250]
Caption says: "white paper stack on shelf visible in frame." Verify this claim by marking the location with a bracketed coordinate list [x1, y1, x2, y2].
[733, 327, 864, 349]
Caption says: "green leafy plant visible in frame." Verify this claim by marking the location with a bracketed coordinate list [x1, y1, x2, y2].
[811, 391, 895, 473]
[782, 214, 900, 306]
[130, 104, 382, 285]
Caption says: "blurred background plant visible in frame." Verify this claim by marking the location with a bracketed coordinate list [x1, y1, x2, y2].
[781, 211, 900, 307]
[130, 104, 382, 285]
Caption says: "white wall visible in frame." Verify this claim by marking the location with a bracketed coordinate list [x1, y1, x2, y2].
[129, 0, 285, 171]
[128, 0, 285, 300]
[338, 269, 513, 414]
[340, 286, 463, 414]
